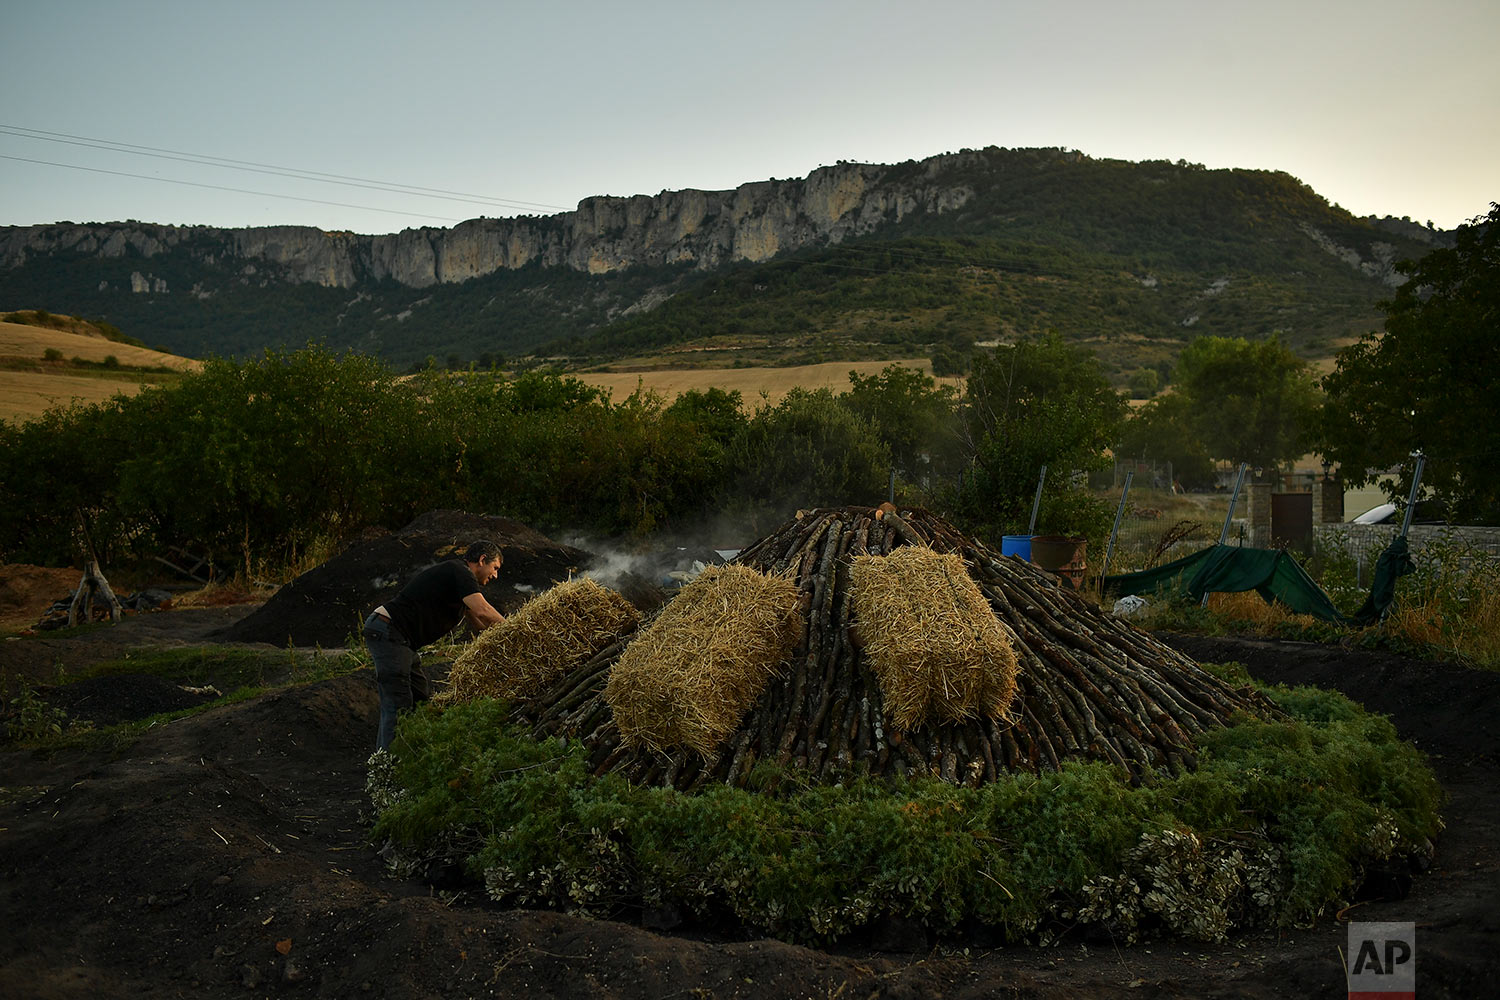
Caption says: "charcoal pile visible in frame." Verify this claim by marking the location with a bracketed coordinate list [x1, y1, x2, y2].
[516, 505, 1278, 790]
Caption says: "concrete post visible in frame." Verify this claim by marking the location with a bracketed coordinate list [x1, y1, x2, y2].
[1247, 482, 1272, 548]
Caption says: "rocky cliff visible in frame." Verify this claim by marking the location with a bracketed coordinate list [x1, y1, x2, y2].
[0, 147, 1448, 367]
[0, 155, 980, 292]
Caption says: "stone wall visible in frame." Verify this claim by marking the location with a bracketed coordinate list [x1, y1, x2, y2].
[1314, 523, 1500, 586]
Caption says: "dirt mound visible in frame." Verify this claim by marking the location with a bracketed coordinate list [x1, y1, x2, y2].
[215, 511, 599, 648]
[1160, 633, 1500, 764]
[0, 564, 83, 628]
[43, 672, 221, 725]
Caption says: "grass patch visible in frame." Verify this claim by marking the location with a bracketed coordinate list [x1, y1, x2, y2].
[76, 645, 326, 689]
[369, 675, 1443, 945]
[1131, 531, 1500, 671]
[2, 645, 364, 754]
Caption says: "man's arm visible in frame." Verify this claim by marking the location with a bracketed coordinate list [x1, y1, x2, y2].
[462, 591, 504, 631]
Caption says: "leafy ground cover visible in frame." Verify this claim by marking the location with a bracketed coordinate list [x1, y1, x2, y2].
[371, 670, 1442, 947]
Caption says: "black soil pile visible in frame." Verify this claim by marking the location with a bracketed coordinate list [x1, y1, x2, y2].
[44, 673, 221, 726]
[215, 511, 599, 648]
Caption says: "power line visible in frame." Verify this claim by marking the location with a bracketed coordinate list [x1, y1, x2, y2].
[3, 126, 1154, 281]
[0, 123, 571, 213]
[0, 154, 467, 223]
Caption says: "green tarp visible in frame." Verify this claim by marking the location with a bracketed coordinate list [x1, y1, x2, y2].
[1103, 544, 1349, 625]
[1351, 534, 1416, 626]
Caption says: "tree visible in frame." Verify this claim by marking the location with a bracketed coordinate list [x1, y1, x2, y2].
[725, 388, 890, 528]
[114, 345, 405, 575]
[1127, 367, 1160, 399]
[950, 334, 1126, 539]
[1115, 393, 1216, 489]
[1172, 333, 1319, 471]
[840, 364, 962, 487]
[1319, 203, 1500, 521]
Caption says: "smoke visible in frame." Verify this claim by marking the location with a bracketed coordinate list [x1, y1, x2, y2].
[560, 511, 756, 591]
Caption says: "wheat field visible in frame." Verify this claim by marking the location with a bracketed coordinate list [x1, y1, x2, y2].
[575, 358, 960, 408]
[0, 319, 199, 371]
[0, 318, 203, 425]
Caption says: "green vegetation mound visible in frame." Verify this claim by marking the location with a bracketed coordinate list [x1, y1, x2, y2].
[369, 669, 1442, 945]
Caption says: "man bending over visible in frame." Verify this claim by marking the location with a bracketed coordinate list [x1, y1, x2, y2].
[364, 540, 505, 750]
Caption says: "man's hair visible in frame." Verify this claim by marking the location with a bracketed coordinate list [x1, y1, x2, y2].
[464, 540, 502, 564]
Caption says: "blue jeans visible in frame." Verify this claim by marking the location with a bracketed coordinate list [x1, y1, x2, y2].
[364, 613, 427, 751]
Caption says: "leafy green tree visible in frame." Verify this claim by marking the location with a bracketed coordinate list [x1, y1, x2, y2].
[1115, 393, 1216, 489]
[666, 387, 746, 449]
[950, 334, 1126, 539]
[1319, 204, 1500, 520]
[840, 364, 962, 488]
[1172, 333, 1319, 471]
[1127, 368, 1160, 399]
[726, 388, 890, 528]
[114, 345, 404, 575]
[0, 397, 140, 564]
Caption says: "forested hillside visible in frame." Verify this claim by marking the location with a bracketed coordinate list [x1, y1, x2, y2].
[0, 148, 1445, 376]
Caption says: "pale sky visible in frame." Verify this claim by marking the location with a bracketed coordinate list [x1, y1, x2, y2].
[2, 1, 1495, 234]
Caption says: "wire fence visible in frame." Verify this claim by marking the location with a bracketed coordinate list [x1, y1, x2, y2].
[1092, 486, 1238, 577]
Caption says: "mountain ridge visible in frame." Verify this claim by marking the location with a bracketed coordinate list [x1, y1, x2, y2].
[0, 146, 1448, 368]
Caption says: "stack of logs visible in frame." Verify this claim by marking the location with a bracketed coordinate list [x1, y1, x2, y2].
[518, 506, 1277, 791]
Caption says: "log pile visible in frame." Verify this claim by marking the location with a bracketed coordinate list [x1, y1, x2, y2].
[518, 505, 1278, 791]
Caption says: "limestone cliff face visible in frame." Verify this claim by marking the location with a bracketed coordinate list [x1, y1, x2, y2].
[0, 156, 973, 291]
[1298, 222, 1405, 287]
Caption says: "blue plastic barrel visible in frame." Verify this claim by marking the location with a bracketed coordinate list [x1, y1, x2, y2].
[1001, 535, 1033, 561]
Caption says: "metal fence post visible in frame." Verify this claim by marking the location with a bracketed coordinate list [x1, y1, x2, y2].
[1028, 465, 1047, 535]
[1202, 462, 1249, 607]
[1104, 470, 1134, 580]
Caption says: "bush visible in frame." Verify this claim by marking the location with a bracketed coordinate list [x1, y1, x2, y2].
[0, 351, 753, 567]
[370, 678, 1443, 945]
[724, 388, 891, 530]
[1383, 533, 1500, 669]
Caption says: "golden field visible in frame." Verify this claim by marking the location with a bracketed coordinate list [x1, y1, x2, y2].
[0, 318, 199, 371]
[575, 358, 962, 408]
[0, 316, 201, 425]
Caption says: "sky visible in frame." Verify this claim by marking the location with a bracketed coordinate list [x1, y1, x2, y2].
[2, 0, 1495, 235]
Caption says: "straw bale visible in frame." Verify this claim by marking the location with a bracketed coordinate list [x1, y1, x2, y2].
[436, 578, 639, 705]
[850, 546, 1019, 731]
[605, 564, 801, 756]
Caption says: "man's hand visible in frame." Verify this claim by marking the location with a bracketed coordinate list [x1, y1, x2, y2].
[462, 591, 504, 631]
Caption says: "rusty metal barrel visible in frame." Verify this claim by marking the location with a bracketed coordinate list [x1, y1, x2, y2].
[1029, 534, 1087, 590]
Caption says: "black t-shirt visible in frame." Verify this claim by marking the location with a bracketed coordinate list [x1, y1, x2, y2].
[385, 560, 481, 649]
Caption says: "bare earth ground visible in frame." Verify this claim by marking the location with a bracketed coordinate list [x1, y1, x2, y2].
[2, 605, 1497, 999]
